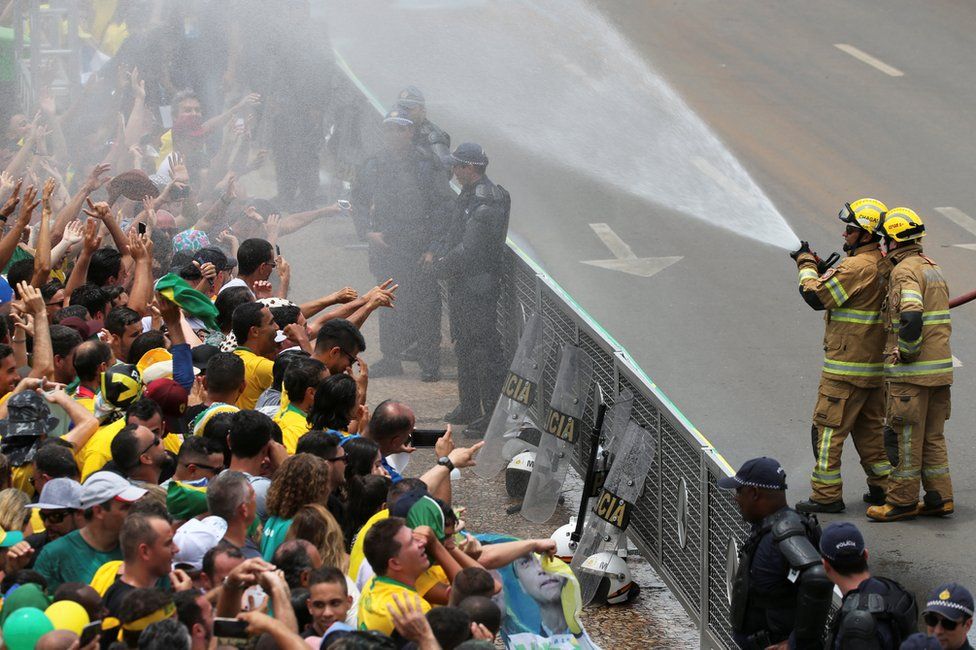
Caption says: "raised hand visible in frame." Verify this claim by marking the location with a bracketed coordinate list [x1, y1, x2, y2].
[84, 163, 111, 193]
[0, 178, 22, 218]
[82, 197, 111, 221]
[16, 186, 39, 227]
[81, 217, 103, 254]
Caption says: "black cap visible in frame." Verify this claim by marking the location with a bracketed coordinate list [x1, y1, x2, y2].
[717, 457, 787, 491]
[194, 247, 236, 272]
[383, 107, 414, 126]
[451, 142, 489, 167]
[924, 583, 975, 622]
[191, 344, 221, 372]
[0, 392, 59, 439]
[397, 86, 425, 107]
[819, 522, 865, 560]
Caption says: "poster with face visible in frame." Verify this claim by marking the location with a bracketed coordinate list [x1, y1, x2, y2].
[496, 550, 600, 649]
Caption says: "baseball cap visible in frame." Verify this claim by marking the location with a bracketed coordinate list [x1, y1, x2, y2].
[0, 392, 60, 439]
[144, 378, 189, 434]
[451, 142, 489, 167]
[924, 583, 975, 622]
[58, 316, 103, 340]
[717, 457, 788, 491]
[173, 516, 228, 571]
[383, 107, 414, 127]
[79, 472, 147, 510]
[0, 525, 23, 549]
[397, 86, 425, 107]
[28, 478, 82, 510]
[191, 344, 221, 373]
[818, 522, 865, 560]
[194, 247, 236, 272]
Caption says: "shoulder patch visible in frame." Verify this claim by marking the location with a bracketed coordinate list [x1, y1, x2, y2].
[819, 268, 837, 281]
[474, 184, 490, 199]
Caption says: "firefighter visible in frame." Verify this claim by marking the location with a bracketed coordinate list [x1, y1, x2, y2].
[789, 199, 892, 514]
[867, 208, 954, 522]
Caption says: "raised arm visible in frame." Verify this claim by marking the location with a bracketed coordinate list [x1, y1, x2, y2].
[30, 178, 56, 287]
[0, 185, 37, 273]
[51, 163, 110, 245]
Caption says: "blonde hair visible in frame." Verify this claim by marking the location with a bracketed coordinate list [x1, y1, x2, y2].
[287, 502, 347, 571]
[0, 488, 30, 531]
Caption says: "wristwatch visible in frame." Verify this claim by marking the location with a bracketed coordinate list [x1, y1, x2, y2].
[437, 456, 455, 472]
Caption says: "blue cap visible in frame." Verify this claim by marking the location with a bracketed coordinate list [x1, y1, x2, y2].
[0, 277, 12, 305]
[717, 457, 787, 491]
[397, 86, 425, 107]
[899, 633, 942, 649]
[924, 583, 975, 621]
[819, 522, 865, 560]
[383, 107, 414, 126]
[451, 142, 489, 167]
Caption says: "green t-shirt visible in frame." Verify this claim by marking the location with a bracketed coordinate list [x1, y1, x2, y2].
[260, 515, 293, 561]
[33, 529, 122, 590]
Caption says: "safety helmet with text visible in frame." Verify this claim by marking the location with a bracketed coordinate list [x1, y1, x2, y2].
[839, 198, 888, 233]
[877, 207, 926, 243]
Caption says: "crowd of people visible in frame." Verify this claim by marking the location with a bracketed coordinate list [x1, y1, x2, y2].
[0, 1, 535, 649]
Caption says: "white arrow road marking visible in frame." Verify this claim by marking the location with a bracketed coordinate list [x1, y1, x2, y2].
[582, 223, 682, 278]
[934, 207, 976, 249]
[953, 355, 963, 368]
[834, 44, 904, 77]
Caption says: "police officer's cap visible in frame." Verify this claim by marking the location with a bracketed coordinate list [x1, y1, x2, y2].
[819, 522, 865, 561]
[451, 142, 489, 167]
[397, 86, 425, 107]
[383, 107, 414, 127]
[716, 456, 787, 491]
[924, 583, 975, 622]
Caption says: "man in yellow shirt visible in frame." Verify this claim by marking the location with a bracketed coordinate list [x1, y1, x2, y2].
[274, 357, 326, 453]
[71, 340, 113, 414]
[358, 517, 432, 635]
[78, 399, 165, 480]
[232, 303, 277, 409]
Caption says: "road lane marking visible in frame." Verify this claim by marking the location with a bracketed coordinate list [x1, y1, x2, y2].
[582, 223, 682, 278]
[692, 157, 753, 202]
[834, 44, 904, 77]
[935, 207, 976, 238]
[953, 355, 963, 368]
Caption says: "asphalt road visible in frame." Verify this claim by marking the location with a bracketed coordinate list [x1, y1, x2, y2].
[317, 0, 976, 607]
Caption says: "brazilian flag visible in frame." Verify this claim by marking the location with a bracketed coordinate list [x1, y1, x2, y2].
[155, 274, 219, 331]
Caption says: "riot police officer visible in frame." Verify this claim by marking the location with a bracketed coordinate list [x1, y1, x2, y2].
[719, 457, 833, 649]
[395, 86, 453, 171]
[351, 107, 455, 380]
[432, 143, 511, 428]
[922, 583, 974, 649]
[820, 522, 916, 648]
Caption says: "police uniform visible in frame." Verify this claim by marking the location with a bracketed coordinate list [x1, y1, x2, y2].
[821, 522, 916, 648]
[923, 582, 974, 649]
[351, 109, 455, 378]
[875, 243, 953, 513]
[795, 241, 891, 506]
[434, 143, 511, 421]
[719, 457, 833, 649]
[395, 87, 453, 172]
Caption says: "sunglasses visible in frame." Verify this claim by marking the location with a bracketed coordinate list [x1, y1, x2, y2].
[845, 225, 860, 235]
[925, 612, 967, 630]
[327, 454, 348, 464]
[185, 461, 223, 473]
[139, 435, 161, 457]
[40, 509, 73, 524]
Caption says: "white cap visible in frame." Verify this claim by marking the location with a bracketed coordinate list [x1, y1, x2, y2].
[79, 472, 147, 510]
[173, 516, 228, 571]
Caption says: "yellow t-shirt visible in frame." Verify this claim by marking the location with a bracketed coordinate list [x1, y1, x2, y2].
[358, 576, 431, 635]
[234, 348, 273, 410]
[415, 565, 449, 599]
[162, 433, 183, 456]
[349, 509, 388, 583]
[77, 418, 125, 481]
[12, 465, 33, 497]
[274, 404, 311, 454]
[29, 509, 44, 535]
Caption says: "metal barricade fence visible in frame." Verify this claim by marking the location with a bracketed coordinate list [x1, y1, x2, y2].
[498, 239, 750, 649]
[332, 50, 758, 649]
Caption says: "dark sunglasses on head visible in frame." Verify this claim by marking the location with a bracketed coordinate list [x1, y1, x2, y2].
[924, 612, 966, 630]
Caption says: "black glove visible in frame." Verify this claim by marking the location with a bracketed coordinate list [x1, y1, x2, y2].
[789, 241, 812, 261]
[816, 252, 841, 275]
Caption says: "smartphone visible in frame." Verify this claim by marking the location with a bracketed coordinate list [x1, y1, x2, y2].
[80, 620, 101, 646]
[412, 428, 447, 447]
[337, 199, 351, 210]
[137, 222, 147, 234]
[214, 617, 250, 647]
[275, 244, 280, 256]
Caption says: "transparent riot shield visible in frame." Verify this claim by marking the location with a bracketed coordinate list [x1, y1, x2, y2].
[520, 345, 594, 523]
[474, 313, 546, 479]
[572, 420, 655, 605]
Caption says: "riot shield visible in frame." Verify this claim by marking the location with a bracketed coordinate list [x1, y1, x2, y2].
[520, 345, 594, 523]
[474, 314, 546, 479]
[572, 419, 655, 605]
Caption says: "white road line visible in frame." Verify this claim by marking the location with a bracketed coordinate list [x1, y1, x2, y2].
[935, 207, 976, 238]
[692, 157, 752, 202]
[953, 355, 963, 368]
[588, 222, 636, 260]
[834, 44, 904, 77]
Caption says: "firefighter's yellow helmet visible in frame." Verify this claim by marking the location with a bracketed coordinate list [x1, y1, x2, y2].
[838, 198, 888, 233]
[877, 207, 926, 242]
